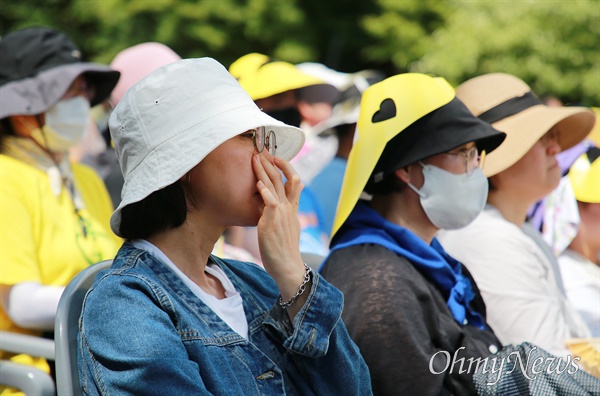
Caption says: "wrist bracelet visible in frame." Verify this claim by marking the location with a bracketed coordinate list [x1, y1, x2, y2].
[278, 263, 313, 309]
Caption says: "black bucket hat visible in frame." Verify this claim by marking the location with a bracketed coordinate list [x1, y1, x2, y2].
[366, 96, 507, 192]
[332, 73, 507, 237]
[0, 26, 120, 119]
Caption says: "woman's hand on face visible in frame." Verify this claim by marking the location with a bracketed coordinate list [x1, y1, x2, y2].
[252, 154, 306, 289]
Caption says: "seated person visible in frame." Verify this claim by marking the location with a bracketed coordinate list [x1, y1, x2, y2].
[320, 73, 506, 395]
[438, 73, 595, 357]
[559, 145, 600, 336]
[77, 58, 371, 395]
[0, 27, 120, 382]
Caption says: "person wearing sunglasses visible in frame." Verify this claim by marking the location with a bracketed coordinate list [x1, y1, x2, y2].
[437, 73, 595, 360]
[77, 58, 371, 395]
[319, 73, 506, 395]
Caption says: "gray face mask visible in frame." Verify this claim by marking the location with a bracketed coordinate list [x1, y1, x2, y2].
[407, 162, 488, 230]
[41, 96, 90, 152]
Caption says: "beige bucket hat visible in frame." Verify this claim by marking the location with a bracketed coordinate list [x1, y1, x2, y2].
[456, 73, 596, 177]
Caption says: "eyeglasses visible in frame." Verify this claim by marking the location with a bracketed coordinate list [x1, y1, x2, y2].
[443, 146, 486, 175]
[246, 126, 277, 156]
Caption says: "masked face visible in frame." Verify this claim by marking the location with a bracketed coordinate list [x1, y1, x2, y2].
[31, 96, 90, 152]
[407, 163, 488, 230]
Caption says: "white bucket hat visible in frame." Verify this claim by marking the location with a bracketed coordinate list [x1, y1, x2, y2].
[109, 57, 305, 236]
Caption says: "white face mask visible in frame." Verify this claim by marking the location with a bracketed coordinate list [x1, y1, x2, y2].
[407, 162, 488, 230]
[33, 96, 90, 152]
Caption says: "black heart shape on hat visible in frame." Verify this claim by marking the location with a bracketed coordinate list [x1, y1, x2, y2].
[371, 98, 396, 123]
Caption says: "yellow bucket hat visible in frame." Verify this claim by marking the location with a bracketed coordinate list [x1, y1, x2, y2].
[568, 146, 600, 203]
[229, 53, 324, 100]
[331, 73, 456, 237]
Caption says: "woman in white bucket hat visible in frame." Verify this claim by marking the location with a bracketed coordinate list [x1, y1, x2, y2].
[77, 57, 371, 395]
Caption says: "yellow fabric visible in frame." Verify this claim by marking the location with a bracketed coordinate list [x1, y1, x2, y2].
[565, 338, 600, 378]
[229, 53, 324, 100]
[0, 155, 120, 374]
[0, 385, 24, 396]
[568, 151, 600, 203]
[331, 73, 455, 237]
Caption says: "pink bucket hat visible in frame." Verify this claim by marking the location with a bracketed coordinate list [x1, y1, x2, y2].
[110, 42, 181, 106]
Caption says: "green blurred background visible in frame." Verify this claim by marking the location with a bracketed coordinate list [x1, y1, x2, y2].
[2, 0, 598, 104]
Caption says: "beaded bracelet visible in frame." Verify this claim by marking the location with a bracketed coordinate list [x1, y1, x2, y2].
[278, 263, 313, 309]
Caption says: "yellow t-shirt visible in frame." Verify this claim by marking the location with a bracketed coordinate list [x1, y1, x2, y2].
[0, 155, 121, 377]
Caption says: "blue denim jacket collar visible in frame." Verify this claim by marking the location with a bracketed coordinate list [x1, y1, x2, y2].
[117, 241, 278, 344]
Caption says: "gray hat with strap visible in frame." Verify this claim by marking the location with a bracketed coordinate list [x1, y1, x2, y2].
[0, 26, 120, 119]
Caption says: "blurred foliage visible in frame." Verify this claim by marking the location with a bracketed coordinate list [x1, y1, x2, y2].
[412, 0, 600, 105]
[1, 0, 598, 104]
[361, 0, 452, 72]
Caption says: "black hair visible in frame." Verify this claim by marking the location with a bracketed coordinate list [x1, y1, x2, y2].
[365, 171, 407, 196]
[0, 118, 15, 152]
[0, 114, 45, 153]
[333, 123, 355, 140]
[119, 179, 188, 239]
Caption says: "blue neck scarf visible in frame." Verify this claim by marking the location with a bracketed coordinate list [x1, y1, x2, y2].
[330, 201, 485, 329]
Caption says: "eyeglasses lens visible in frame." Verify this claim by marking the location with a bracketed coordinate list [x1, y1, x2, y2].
[254, 127, 265, 153]
[267, 130, 277, 156]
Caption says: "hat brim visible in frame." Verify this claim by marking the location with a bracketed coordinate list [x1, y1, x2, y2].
[110, 105, 304, 236]
[588, 108, 600, 146]
[311, 107, 359, 136]
[379, 97, 506, 173]
[236, 61, 325, 101]
[332, 74, 457, 237]
[485, 105, 596, 176]
[0, 63, 119, 118]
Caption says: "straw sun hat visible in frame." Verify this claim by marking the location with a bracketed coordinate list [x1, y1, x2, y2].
[456, 73, 596, 177]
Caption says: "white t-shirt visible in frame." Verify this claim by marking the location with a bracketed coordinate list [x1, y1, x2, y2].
[132, 239, 248, 339]
[437, 205, 590, 358]
[559, 249, 600, 337]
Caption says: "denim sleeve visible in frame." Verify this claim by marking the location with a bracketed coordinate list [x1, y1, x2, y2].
[268, 273, 373, 395]
[78, 274, 213, 396]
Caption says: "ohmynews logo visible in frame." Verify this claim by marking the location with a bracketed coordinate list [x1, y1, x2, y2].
[429, 346, 580, 385]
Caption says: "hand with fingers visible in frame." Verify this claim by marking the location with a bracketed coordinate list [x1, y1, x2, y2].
[252, 154, 310, 320]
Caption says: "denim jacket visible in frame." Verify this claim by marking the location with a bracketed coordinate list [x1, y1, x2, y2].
[78, 242, 372, 395]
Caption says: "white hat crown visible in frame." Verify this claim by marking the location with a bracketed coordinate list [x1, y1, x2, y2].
[109, 58, 305, 236]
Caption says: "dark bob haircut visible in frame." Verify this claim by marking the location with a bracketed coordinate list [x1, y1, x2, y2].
[118, 179, 188, 240]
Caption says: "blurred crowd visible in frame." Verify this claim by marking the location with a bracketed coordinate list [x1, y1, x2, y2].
[1, 26, 599, 395]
